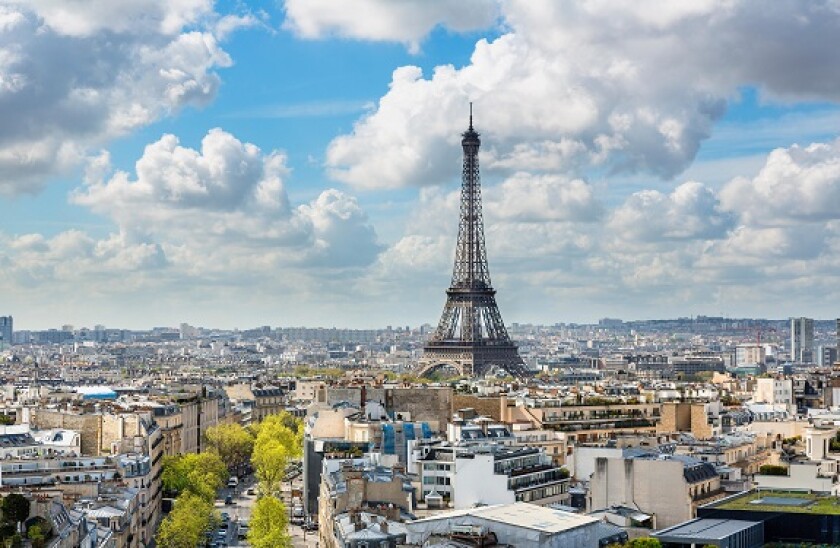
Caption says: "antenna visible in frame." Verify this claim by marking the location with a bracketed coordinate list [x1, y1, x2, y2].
[469, 102, 473, 130]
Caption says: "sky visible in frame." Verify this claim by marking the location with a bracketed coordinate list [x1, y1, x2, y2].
[3, 1, 840, 330]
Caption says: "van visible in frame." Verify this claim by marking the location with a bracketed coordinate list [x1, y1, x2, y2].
[227, 477, 238, 488]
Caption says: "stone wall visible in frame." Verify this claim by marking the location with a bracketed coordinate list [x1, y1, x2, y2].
[28, 410, 103, 456]
[452, 394, 503, 421]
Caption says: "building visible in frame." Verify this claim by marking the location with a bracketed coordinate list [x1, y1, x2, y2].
[752, 378, 793, 408]
[735, 344, 765, 367]
[404, 503, 600, 547]
[0, 316, 11, 348]
[820, 345, 837, 367]
[653, 518, 763, 548]
[412, 443, 569, 508]
[699, 490, 840, 545]
[318, 461, 413, 548]
[790, 317, 815, 363]
[588, 452, 724, 529]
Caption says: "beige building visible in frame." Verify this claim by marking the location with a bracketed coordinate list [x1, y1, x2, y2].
[588, 454, 724, 529]
[657, 402, 717, 439]
[503, 396, 660, 444]
[318, 462, 412, 548]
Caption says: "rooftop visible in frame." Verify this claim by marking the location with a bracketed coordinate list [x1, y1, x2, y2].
[655, 518, 760, 541]
[709, 490, 840, 515]
[410, 502, 597, 534]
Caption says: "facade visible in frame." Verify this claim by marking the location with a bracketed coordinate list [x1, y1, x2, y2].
[790, 317, 815, 363]
[413, 443, 569, 508]
[318, 461, 412, 548]
[735, 344, 765, 366]
[753, 378, 793, 408]
[0, 316, 11, 348]
[588, 453, 724, 529]
[505, 396, 661, 444]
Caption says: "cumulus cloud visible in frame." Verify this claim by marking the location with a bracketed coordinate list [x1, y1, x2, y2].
[720, 138, 840, 224]
[608, 182, 735, 245]
[282, 0, 498, 53]
[0, 1, 238, 194]
[485, 173, 603, 223]
[326, 0, 840, 191]
[1, 129, 381, 311]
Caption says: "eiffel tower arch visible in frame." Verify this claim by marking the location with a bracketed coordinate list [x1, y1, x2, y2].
[418, 108, 530, 379]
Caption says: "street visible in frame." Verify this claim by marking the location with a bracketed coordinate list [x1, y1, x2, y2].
[212, 475, 318, 547]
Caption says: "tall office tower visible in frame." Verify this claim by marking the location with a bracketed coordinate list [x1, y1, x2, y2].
[419, 109, 528, 379]
[836, 318, 840, 352]
[790, 317, 815, 363]
[0, 316, 12, 348]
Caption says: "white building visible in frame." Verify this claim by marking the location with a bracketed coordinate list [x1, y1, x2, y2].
[753, 378, 793, 408]
[411, 442, 569, 508]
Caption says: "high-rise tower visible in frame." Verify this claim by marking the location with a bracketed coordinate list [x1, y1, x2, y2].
[418, 109, 529, 378]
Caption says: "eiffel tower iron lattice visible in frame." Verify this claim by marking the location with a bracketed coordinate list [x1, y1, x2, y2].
[418, 108, 530, 379]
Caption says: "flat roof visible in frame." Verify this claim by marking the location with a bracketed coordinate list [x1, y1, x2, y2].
[655, 518, 760, 541]
[411, 503, 597, 534]
[710, 490, 840, 515]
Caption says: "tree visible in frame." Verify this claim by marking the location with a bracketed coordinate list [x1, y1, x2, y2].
[27, 525, 45, 548]
[247, 496, 291, 548]
[161, 452, 227, 501]
[1, 494, 29, 525]
[251, 413, 303, 496]
[156, 493, 217, 548]
[204, 423, 254, 472]
[626, 539, 662, 548]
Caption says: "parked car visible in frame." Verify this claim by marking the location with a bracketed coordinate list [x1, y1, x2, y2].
[220, 512, 230, 523]
[224, 495, 234, 505]
[246, 487, 255, 495]
[302, 521, 318, 532]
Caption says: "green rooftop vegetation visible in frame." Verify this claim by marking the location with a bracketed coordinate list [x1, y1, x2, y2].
[713, 490, 840, 515]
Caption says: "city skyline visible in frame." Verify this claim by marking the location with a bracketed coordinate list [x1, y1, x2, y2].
[4, 2, 840, 328]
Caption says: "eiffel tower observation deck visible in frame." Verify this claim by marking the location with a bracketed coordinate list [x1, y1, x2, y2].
[418, 108, 530, 379]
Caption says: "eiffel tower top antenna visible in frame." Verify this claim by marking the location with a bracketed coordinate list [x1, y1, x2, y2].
[469, 102, 473, 130]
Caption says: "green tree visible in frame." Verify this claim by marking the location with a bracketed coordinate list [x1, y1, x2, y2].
[156, 493, 217, 548]
[161, 452, 227, 501]
[1, 494, 29, 524]
[626, 538, 662, 548]
[247, 496, 291, 548]
[204, 423, 254, 472]
[251, 413, 303, 496]
[27, 525, 45, 548]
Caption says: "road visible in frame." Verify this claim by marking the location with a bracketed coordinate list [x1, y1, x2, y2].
[212, 475, 318, 548]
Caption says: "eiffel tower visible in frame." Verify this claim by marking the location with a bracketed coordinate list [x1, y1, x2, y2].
[418, 108, 529, 379]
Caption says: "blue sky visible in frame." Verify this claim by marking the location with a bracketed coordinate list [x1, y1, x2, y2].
[3, 1, 840, 330]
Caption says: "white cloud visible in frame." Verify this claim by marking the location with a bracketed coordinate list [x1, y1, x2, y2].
[4, 0, 213, 36]
[0, 128, 382, 319]
[485, 172, 603, 223]
[608, 182, 735, 245]
[720, 138, 840, 224]
[326, 0, 840, 191]
[0, 2, 236, 195]
[282, 0, 498, 53]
